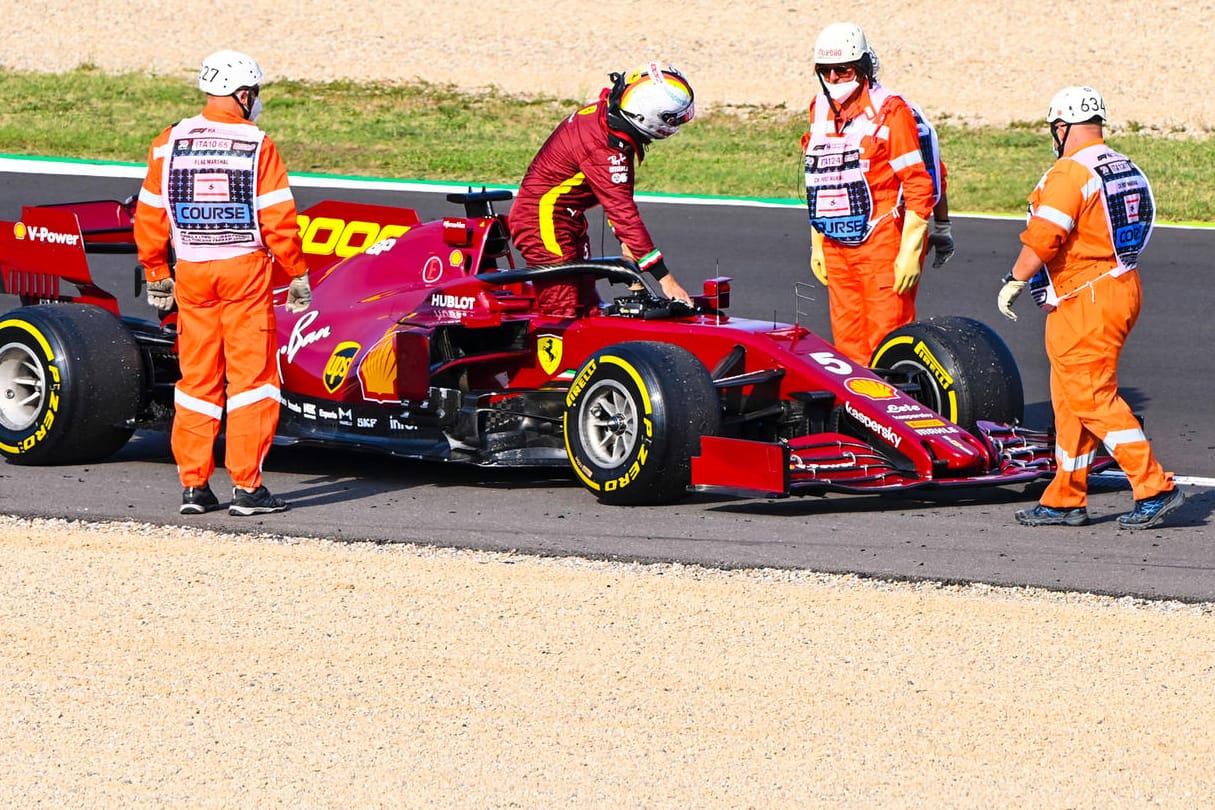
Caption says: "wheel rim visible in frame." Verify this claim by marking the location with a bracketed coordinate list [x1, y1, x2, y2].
[577, 378, 640, 468]
[0, 341, 46, 431]
[885, 359, 945, 415]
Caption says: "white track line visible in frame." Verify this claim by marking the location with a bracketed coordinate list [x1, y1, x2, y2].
[1093, 471, 1215, 489]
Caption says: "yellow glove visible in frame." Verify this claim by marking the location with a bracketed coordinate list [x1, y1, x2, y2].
[810, 228, 828, 286]
[892, 211, 930, 294]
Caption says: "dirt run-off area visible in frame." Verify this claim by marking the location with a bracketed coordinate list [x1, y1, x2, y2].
[1, 517, 1213, 808]
[6, 1, 1215, 133]
[2, 2, 1215, 807]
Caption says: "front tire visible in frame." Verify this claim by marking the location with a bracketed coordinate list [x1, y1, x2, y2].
[564, 341, 719, 505]
[0, 304, 144, 464]
[869, 316, 1023, 432]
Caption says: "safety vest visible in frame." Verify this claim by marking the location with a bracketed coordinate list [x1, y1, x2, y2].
[161, 114, 267, 263]
[803, 85, 897, 246]
[1027, 144, 1154, 309]
[1069, 144, 1155, 275]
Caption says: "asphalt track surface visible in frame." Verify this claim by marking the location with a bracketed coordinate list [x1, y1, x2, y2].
[2, 161, 1213, 601]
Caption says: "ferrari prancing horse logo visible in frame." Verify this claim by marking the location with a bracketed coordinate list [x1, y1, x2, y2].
[538, 335, 563, 376]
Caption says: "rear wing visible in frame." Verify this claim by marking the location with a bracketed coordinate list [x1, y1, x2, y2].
[0, 205, 119, 314]
[37, 198, 138, 253]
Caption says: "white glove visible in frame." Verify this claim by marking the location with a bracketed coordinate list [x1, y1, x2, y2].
[285, 275, 312, 313]
[927, 218, 955, 268]
[146, 278, 175, 311]
[997, 276, 1027, 321]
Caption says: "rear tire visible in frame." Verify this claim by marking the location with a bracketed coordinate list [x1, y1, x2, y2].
[0, 304, 144, 464]
[564, 341, 719, 505]
[869, 316, 1023, 432]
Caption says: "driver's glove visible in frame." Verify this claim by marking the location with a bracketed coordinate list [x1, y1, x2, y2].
[285, 274, 312, 313]
[146, 278, 175, 311]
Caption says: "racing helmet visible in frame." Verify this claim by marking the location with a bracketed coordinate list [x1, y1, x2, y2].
[198, 50, 264, 96]
[1046, 86, 1107, 124]
[611, 63, 696, 141]
[814, 22, 874, 78]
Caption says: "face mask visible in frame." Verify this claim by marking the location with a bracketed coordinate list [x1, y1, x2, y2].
[247, 97, 263, 123]
[826, 80, 860, 102]
[1050, 122, 1068, 158]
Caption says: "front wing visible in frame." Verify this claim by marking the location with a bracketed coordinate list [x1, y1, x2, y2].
[690, 421, 1107, 498]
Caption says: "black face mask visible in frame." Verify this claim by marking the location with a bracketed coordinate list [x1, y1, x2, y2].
[236, 85, 261, 121]
[1050, 121, 1071, 157]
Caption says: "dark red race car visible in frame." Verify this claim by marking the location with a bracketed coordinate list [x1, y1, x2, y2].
[0, 190, 1091, 505]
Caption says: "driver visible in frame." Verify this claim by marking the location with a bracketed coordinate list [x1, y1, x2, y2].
[510, 62, 696, 317]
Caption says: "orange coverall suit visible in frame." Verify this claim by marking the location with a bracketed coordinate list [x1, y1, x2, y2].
[134, 102, 307, 491]
[1021, 136, 1174, 507]
[803, 83, 936, 365]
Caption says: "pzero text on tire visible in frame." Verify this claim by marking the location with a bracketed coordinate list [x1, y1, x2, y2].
[869, 315, 1024, 432]
[564, 340, 720, 505]
[0, 304, 144, 465]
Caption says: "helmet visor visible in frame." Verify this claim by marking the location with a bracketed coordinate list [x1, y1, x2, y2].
[662, 103, 695, 128]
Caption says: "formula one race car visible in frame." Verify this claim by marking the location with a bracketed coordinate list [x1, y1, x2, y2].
[0, 189, 1086, 505]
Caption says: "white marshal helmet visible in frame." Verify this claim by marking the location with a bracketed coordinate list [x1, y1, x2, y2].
[198, 50, 264, 96]
[1047, 86, 1107, 124]
[814, 22, 869, 65]
[617, 62, 695, 140]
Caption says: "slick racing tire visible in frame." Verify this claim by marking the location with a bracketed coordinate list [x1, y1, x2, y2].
[564, 341, 720, 506]
[0, 304, 144, 465]
[869, 316, 1023, 433]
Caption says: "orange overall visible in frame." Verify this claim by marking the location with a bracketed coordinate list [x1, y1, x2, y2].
[1020, 136, 1173, 507]
[134, 101, 307, 491]
[803, 84, 936, 364]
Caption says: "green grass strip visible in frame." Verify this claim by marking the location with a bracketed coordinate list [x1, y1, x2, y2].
[2, 66, 1212, 224]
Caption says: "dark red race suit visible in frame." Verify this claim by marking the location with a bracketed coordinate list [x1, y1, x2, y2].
[510, 90, 665, 316]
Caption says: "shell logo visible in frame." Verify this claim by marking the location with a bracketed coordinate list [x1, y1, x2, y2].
[359, 338, 397, 400]
[13, 222, 27, 239]
[844, 377, 897, 400]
